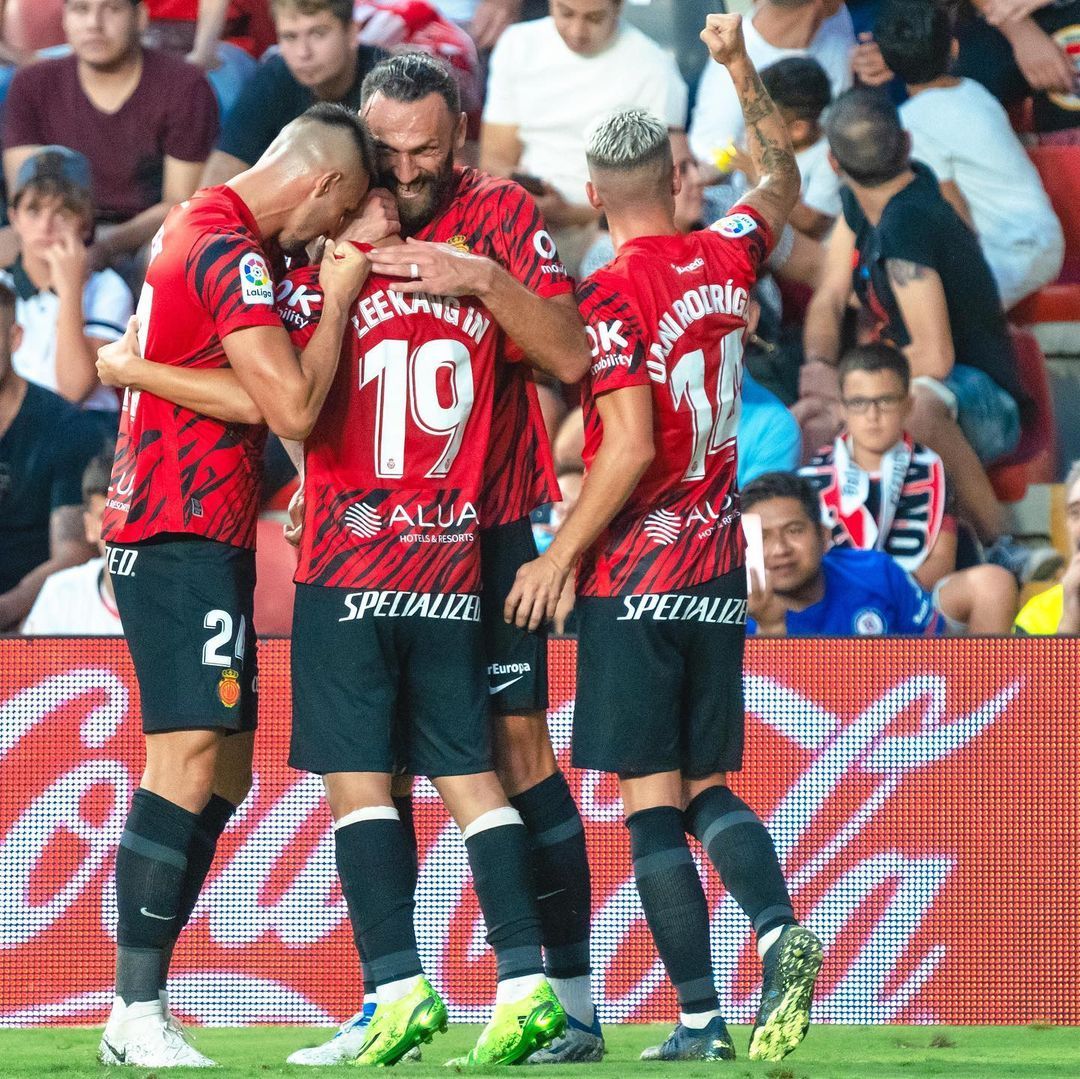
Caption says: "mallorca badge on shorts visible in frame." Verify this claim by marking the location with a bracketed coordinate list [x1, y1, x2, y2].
[218, 668, 241, 708]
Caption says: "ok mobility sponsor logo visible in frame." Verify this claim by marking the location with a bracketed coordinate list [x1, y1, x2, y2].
[487, 661, 531, 696]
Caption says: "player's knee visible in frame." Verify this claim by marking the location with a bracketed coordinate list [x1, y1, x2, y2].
[966, 563, 1018, 601]
[492, 712, 557, 796]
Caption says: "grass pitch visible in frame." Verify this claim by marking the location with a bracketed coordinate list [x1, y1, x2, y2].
[1, 1023, 1078, 1078]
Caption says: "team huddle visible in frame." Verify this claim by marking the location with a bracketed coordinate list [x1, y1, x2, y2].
[94, 13, 823, 1070]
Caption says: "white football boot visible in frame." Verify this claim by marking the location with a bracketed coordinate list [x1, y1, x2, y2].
[99, 997, 217, 1067]
[287, 1004, 423, 1065]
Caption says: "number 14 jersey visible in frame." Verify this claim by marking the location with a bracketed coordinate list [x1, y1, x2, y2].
[279, 263, 499, 594]
[577, 206, 773, 598]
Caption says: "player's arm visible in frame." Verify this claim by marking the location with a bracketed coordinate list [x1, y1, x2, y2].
[223, 244, 368, 439]
[0, 506, 93, 631]
[886, 260, 954, 381]
[479, 122, 522, 178]
[505, 383, 655, 631]
[367, 242, 591, 383]
[803, 216, 857, 365]
[700, 14, 800, 241]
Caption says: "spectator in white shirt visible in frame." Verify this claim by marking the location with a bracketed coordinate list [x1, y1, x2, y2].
[689, 0, 855, 167]
[3, 147, 132, 422]
[875, 0, 1064, 309]
[22, 452, 123, 636]
[480, 0, 688, 271]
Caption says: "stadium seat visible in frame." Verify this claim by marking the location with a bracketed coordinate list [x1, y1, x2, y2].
[1008, 145, 1080, 326]
[987, 327, 1057, 502]
[254, 515, 297, 636]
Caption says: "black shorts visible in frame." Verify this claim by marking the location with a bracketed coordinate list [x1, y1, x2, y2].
[571, 568, 746, 779]
[480, 517, 548, 717]
[289, 584, 491, 778]
[107, 536, 258, 735]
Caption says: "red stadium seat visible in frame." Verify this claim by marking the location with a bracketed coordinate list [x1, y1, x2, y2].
[1009, 145, 1080, 325]
[254, 515, 297, 636]
[988, 327, 1057, 502]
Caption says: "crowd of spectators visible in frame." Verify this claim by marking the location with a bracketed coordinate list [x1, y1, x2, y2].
[0, 0, 1076, 638]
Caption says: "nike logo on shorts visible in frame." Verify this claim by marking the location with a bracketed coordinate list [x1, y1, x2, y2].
[140, 906, 176, 920]
[489, 675, 524, 695]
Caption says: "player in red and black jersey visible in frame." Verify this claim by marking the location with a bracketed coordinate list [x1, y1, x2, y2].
[341, 53, 601, 1064]
[93, 104, 374, 1069]
[506, 15, 823, 1067]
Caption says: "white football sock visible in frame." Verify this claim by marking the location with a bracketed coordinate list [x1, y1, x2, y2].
[549, 975, 594, 1028]
[377, 975, 421, 1006]
[495, 973, 545, 1004]
[363, 992, 378, 1008]
[680, 1009, 721, 1029]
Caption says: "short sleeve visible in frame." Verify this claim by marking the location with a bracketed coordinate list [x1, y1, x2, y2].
[163, 64, 219, 163]
[275, 265, 325, 350]
[888, 559, 945, 635]
[21, 575, 60, 634]
[186, 230, 285, 337]
[706, 203, 774, 275]
[218, 58, 294, 165]
[51, 412, 103, 512]
[84, 270, 134, 341]
[577, 273, 651, 397]
[494, 182, 573, 299]
[801, 154, 843, 218]
[3, 66, 46, 151]
[482, 25, 519, 126]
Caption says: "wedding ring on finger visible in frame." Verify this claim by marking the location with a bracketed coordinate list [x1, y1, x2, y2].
[409, 262, 419, 280]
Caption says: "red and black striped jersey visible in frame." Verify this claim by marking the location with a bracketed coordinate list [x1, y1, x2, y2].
[415, 167, 570, 527]
[576, 206, 773, 597]
[278, 263, 500, 594]
[102, 186, 282, 548]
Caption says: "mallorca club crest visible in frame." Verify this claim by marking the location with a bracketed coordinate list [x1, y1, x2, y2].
[217, 668, 241, 708]
[446, 235, 471, 253]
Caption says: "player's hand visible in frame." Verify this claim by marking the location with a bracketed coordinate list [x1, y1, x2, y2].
[337, 188, 400, 246]
[505, 552, 572, 632]
[318, 240, 372, 309]
[284, 483, 305, 548]
[746, 566, 787, 637]
[982, 0, 1054, 27]
[1002, 17, 1075, 93]
[367, 238, 497, 298]
[470, 0, 522, 50]
[97, 316, 146, 388]
[45, 229, 89, 295]
[851, 33, 894, 87]
[700, 13, 748, 68]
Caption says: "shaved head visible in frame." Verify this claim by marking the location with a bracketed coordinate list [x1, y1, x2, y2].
[824, 88, 909, 187]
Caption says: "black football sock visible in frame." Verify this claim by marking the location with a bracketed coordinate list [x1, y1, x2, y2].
[686, 786, 796, 943]
[626, 806, 719, 1016]
[334, 812, 423, 991]
[159, 794, 237, 991]
[393, 793, 419, 881]
[463, 808, 544, 983]
[115, 788, 199, 1005]
[510, 773, 593, 1024]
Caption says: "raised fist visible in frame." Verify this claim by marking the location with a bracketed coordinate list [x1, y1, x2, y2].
[700, 13, 748, 67]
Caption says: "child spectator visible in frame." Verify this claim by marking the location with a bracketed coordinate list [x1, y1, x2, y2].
[2, 0, 219, 284]
[875, 0, 1064, 308]
[743, 470, 945, 637]
[22, 451, 122, 635]
[759, 56, 841, 239]
[1015, 460, 1080, 635]
[3, 146, 132, 423]
[800, 344, 1019, 633]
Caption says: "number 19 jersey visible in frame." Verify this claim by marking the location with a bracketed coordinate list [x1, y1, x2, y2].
[278, 263, 500, 595]
[576, 206, 773, 598]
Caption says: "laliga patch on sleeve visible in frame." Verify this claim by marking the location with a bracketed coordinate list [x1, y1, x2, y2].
[239, 252, 274, 305]
[712, 213, 758, 239]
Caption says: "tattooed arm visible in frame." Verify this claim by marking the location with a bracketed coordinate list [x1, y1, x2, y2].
[886, 259, 955, 381]
[699, 13, 800, 239]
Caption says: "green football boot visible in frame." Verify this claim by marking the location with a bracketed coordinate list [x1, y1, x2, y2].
[351, 977, 448, 1067]
[448, 980, 566, 1067]
[748, 925, 824, 1062]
